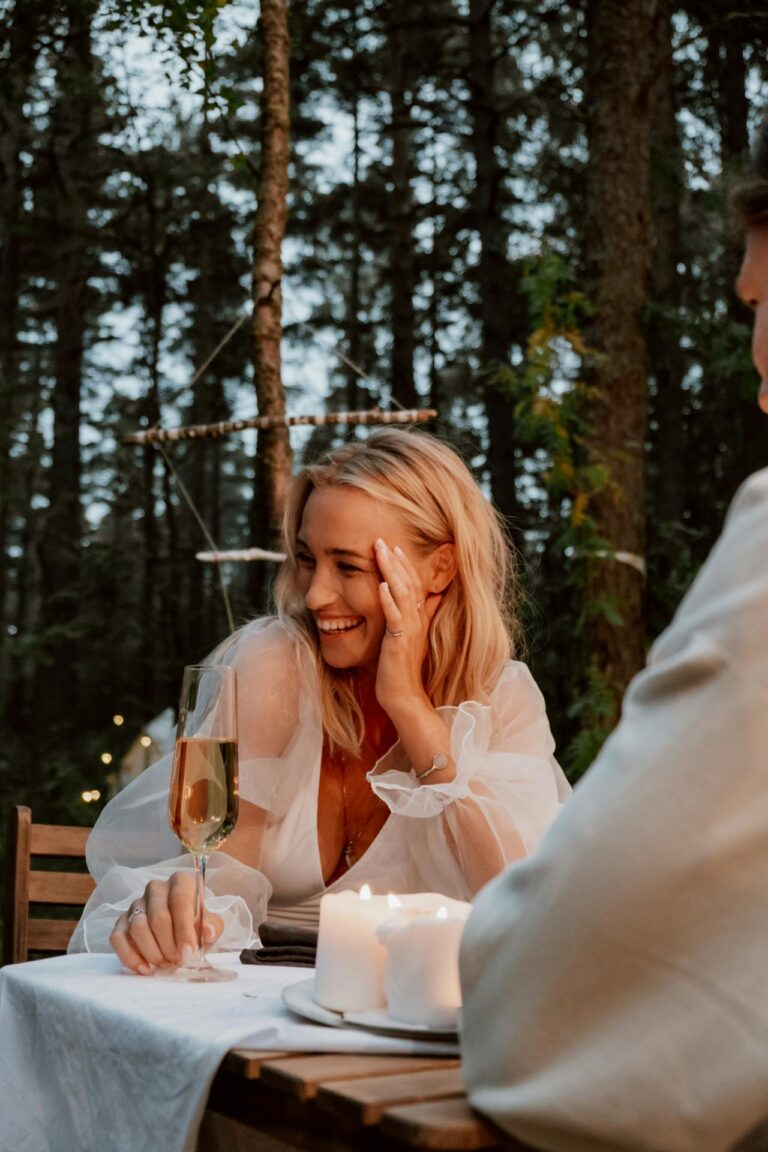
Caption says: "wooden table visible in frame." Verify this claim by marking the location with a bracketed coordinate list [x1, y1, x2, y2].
[203, 1047, 535, 1151]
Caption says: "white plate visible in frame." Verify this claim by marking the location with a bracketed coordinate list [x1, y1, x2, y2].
[343, 1007, 458, 1041]
[281, 977, 346, 1029]
[280, 978, 459, 1042]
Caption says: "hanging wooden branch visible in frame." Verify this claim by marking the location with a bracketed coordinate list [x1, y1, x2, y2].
[122, 407, 438, 446]
[196, 547, 287, 564]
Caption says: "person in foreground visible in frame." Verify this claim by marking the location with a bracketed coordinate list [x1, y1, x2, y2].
[70, 428, 569, 970]
[460, 127, 768, 1152]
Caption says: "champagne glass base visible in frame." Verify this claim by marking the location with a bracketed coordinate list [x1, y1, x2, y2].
[155, 962, 237, 983]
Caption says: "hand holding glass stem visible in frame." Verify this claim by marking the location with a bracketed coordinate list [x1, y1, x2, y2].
[162, 664, 239, 982]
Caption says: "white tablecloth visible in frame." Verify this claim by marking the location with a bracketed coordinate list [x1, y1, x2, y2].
[0, 953, 458, 1152]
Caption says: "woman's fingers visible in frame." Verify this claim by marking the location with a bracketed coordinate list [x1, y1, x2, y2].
[110, 872, 225, 975]
[110, 912, 156, 975]
[145, 878, 181, 964]
[167, 871, 199, 960]
[375, 539, 423, 624]
[204, 913, 225, 946]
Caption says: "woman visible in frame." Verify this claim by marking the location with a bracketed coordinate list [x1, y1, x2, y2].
[71, 429, 569, 973]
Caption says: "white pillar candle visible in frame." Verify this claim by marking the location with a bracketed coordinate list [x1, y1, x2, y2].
[314, 887, 399, 1012]
[377, 901, 471, 1029]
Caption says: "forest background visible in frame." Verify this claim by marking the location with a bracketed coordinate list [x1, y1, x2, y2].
[1, 0, 767, 836]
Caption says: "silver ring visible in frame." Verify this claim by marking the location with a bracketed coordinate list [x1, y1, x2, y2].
[127, 905, 147, 925]
[393, 583, 406, 593]
[416, 598, 425, 609]
[386, 628, 404, 638]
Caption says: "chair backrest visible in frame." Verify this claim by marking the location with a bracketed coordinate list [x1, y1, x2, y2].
[2, 805, 95, 965]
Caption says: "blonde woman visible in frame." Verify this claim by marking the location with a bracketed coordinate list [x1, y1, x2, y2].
[72, 429, 569, 973]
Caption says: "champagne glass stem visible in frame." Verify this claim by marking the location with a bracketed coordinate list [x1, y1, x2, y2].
[195, 853, 207, 960]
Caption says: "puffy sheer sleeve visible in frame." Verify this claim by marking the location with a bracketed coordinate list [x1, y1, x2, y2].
[368, 662, 570, 899]
[69, 619, 307, 954]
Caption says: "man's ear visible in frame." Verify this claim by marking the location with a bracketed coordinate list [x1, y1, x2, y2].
[427, 543, 457, 594]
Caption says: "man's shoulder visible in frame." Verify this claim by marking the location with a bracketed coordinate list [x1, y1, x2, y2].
[728, 466, 768, 518]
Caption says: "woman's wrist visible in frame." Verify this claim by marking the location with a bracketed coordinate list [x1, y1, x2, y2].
[387, 698, 455, 784]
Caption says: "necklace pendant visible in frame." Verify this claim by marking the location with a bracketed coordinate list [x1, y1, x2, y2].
[344, 842, 354, 868]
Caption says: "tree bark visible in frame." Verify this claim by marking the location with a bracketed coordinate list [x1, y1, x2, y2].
[584, 0, 658, 721]
[34, 0, 99, 746]
[0, 0, 52, 707]
[467, 0, 521, 534]
[384, 1, 418, 410]
[647, 0, 686, 528]
[249, 0, 293, 612]
[344, 83, 365, 419]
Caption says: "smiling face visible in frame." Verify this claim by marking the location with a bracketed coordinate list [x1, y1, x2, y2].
[736, 224, 768, 414]
[295, 485, 429, 674]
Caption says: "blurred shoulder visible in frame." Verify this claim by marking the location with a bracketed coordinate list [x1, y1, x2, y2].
[727, 466, 768, 522]
[215, 616, 303, 668]
[492, 660, 546, 707]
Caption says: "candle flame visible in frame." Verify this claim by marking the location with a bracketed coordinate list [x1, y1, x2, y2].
[437, 906, 448, 919]
[387, 894, 402, 908]
[359, 884, 372, 900]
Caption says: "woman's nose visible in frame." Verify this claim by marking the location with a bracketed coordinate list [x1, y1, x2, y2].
[304, 565, 336, 610]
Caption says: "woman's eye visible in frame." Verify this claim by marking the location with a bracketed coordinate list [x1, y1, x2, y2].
[338, 562, 362, 575]
[296, 552, 315, 567]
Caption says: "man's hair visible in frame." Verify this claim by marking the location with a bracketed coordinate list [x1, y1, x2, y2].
[731, 117, 768, 231]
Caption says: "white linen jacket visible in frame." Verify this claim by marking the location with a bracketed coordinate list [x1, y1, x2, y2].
[460, 467, 768, 1152]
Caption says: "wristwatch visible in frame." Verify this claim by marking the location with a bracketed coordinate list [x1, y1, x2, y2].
[415, 752, 449, 782]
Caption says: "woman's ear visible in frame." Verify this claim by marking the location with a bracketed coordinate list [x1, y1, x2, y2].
[427, 543, 457, 594]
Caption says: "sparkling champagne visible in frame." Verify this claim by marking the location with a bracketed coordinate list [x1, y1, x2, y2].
[169, 736, 239, 855]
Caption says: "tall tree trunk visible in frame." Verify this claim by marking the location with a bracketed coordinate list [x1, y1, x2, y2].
[384, 2, 418, 409]
[344, 85, 365, 419]
[467, 0, 521, 535]
[0, 0, 51, 709]
[647, 0, 686, 528]
[584, 0, 658, 723]
[34, 0, 98, 758]
[249, 0, 292, 612]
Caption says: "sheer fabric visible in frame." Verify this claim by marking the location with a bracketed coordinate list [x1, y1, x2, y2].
[70, 618, 569, 953]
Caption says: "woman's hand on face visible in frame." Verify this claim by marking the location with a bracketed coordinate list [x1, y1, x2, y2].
[109, 872, 224, 975]
[373, 538, 441, 719]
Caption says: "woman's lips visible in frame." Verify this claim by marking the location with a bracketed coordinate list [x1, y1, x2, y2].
[315, 617, 364, 635]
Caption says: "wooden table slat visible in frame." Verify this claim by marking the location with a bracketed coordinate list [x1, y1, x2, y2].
[260, 1053, 457, 1101]
[379, 1097, 505, 1151]
[316, 1065, 465, 1126]
[220, 1049, 293, 1080]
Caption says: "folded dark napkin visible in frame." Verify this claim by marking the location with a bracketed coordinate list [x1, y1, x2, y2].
[240, 921, 318, 968]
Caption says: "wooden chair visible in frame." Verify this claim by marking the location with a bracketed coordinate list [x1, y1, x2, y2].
[2, 805, 95, 965]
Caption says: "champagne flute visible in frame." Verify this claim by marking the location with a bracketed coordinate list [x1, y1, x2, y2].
[164, 664, 239, 983]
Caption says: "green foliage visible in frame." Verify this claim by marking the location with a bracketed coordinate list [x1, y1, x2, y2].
[565, 665, 617, 778]
[1, 0, 767, 817]
[105, 0, 235, 104]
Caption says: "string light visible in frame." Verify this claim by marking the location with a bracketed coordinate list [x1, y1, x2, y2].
[81, 790, 101, 803]
[100, 752, 112, 765]
[113, 714, 124, 726]
[139, 735, 152, 748]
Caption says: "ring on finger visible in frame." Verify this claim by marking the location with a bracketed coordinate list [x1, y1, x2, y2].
[386, 627, 404, 638]
[416, 598, 425, 609]
[393, 582, 406, 593]
[127, 905, 147, 926]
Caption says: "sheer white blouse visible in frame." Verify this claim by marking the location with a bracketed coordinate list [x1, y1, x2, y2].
[70, 618, 570, 953]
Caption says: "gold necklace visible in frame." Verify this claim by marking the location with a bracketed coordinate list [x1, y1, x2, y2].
[340, 758, 385, 870]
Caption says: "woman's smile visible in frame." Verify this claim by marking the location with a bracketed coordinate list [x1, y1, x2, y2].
[295, 486, 418, 672]
[315, 616, 365, 635]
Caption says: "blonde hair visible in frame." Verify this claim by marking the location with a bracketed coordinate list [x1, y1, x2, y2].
[274, 429, 521, 754]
